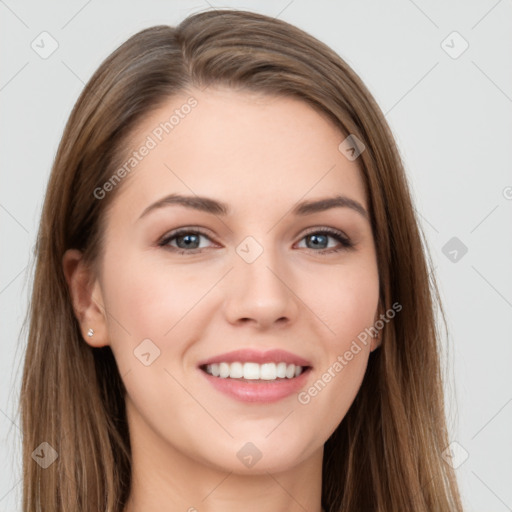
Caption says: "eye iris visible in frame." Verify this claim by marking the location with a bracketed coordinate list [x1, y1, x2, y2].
[307, 233, 328, 249]
[176, 233, 200, 249]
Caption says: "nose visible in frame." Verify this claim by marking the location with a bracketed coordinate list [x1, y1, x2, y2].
[222, 243, 299, 330]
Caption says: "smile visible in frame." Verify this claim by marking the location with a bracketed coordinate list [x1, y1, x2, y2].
[202, 361, 306, 380]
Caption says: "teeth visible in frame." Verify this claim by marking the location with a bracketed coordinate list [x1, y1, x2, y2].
[219, 362, 230, 378]
[276, 362, 287, 378]
[285, 363, 296, 379]
[243, 362, 260, 380]
[260, 362, 276, 380]
[204, 362, 305, 380]
[230, 361, 243, 378]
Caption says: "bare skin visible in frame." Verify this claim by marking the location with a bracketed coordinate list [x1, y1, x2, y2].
[64, 86, 380, 512]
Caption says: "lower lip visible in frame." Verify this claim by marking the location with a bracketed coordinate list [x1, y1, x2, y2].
[200, 368, 311, 403]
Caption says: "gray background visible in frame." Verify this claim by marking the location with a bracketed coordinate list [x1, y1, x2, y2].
[1, 1, 511, 510]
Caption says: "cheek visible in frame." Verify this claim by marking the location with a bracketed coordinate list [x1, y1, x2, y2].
[330, 281, 379, 344]
[304, 260, 379, 345]
[294, 264, 378, 418]
[99, 256, 204, 429]
[102, 253, 209, 337]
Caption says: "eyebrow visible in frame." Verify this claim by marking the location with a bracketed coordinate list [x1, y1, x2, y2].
[138, 193, 368, 221]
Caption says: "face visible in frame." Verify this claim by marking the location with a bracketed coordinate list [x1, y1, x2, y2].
[78, 87, 380, 474]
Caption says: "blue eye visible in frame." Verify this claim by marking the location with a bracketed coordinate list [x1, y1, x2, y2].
[159, 229, 213, 253]
[158, 227, 354, 255]
[297, 228, 354, 254]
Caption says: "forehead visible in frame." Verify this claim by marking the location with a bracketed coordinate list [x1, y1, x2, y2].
[112, 86, 367, 218]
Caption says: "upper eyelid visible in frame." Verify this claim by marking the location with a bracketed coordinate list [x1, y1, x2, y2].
[300, 226, 349, 238]
[159, 226, 217, 243]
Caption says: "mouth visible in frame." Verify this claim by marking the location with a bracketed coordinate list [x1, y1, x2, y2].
[200, 361, 311, 381]
[197, 349, 313, 403]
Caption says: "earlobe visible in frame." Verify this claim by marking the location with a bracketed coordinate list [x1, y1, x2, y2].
[62, 249, 109, 348]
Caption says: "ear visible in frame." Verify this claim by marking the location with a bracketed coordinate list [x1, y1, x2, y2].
[62, 249, 109, 348]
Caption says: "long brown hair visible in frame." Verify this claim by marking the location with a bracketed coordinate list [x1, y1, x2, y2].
[20, 9, 463, 511]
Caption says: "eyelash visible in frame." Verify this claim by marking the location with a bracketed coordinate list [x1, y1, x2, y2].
[157, 227, 354, 255]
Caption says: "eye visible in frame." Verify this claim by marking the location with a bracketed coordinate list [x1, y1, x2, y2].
[158, 228, 216, 254]
[157, 227, 354, 255]
[296, 228, 354, 254]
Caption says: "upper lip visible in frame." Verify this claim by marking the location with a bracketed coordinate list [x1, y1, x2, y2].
[197, 349, 312, 368]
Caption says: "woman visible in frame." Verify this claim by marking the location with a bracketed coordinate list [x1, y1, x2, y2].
[20, 9, 463, 511]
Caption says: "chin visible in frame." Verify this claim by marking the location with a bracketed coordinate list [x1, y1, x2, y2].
[197, 432, 319, 475]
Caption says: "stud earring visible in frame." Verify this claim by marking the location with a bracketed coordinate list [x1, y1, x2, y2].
[87, 328, 94, 337]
